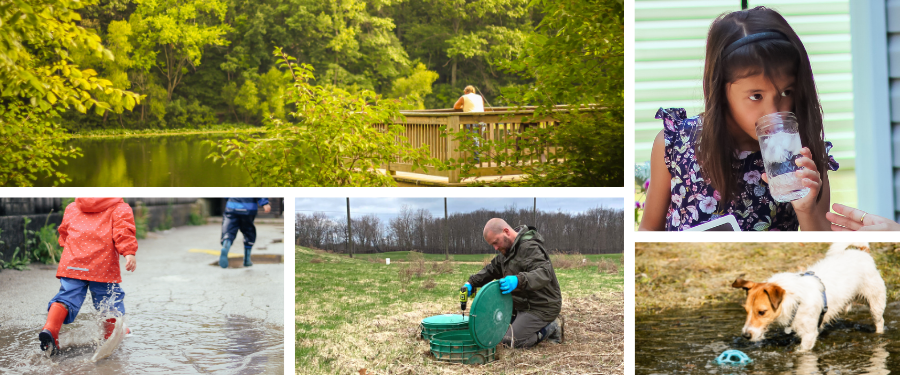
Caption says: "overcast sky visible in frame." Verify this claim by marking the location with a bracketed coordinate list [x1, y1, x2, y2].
[295, 197, 624, 222]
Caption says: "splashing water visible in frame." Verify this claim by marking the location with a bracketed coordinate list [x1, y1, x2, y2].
[0, 307, 283, 374]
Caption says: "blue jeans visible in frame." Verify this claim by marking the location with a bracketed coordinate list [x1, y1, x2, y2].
[465, 123, 484, 163]
[48, 277, 126, 325]
[221, 212, 257, 247]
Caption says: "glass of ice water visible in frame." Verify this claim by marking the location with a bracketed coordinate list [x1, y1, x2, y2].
[755, 112, 810, 202]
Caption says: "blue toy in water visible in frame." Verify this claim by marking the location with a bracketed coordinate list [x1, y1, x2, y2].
[715, 350, 752, 366]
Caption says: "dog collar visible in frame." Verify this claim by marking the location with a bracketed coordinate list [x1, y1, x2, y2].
[787, 271, 828, 330]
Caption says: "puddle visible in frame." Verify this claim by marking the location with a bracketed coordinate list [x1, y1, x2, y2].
[209, 254, 284, 268]
[0, 310, 284, 374]
[636, 303, 899, 374]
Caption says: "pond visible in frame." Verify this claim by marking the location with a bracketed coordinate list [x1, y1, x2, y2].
[636, 303, 899, 374]
[35, 134, 252, 187]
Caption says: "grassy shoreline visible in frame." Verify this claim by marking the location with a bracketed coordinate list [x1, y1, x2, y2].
[296, 247, 624, 374]
[635, 242, 900, 314]
[67, 124, 261, 138]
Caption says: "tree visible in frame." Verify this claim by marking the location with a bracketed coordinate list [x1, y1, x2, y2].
[0, 0, 140, 186]
[389, 63, 439, 110]
[131, 0, 231, 102]
[503, 0, 624, 186]
[207, 48, 437, 186]
[444, 0, 624, 186]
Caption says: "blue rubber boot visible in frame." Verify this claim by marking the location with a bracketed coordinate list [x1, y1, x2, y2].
[243, 246, 253, 267]
[219, 239, 232, 268]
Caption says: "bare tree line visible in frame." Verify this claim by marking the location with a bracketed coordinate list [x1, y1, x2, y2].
[296, 205, 624, 254]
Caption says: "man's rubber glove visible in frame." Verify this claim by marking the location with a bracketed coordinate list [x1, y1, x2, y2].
[464, 283, 473, 296]
[499, 275, 518, 294]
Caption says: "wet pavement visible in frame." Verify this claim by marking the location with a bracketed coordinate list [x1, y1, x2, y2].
[636, 302, 900, 374]
[0, 221, 285, 374]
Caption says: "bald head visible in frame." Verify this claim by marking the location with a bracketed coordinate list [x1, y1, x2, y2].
[483, 218, 517, 255]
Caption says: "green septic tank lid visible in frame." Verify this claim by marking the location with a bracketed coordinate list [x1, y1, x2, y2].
[422, 314, 469, 326]
[468, 279, 513, 348]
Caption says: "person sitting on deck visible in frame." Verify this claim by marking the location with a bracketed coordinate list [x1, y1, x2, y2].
[453, 85, 485, 112]
[453, 86, 485, 163]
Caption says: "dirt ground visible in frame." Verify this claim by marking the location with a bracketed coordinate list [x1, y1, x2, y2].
[635, 242, 900, 313]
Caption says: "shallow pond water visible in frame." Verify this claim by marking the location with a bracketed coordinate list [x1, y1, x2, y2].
[0, 310, 284, 374]
[636, 303, 899, 374]
[35, 134, 251, 187]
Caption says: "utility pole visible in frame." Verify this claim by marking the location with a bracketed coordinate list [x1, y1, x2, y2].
[444, 198, 449, 261]
[346, 198, 353, 258]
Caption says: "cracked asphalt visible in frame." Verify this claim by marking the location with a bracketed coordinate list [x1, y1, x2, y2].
[0, 221, 285, 374]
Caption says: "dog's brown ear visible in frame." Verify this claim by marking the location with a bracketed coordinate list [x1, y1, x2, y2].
[732, 278, 756, 291]
[764, 285, 785, 311]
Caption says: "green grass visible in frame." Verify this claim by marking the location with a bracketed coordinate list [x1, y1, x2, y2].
[636, 242, 900, 313]
[351, 251, 621, 263]
[296, 246, 623, 374]
[69, 123, 261, 138]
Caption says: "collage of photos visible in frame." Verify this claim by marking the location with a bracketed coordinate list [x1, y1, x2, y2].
[8, 0, 900, 374]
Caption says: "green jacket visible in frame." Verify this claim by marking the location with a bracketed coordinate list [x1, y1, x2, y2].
[468, 225, 562, 322]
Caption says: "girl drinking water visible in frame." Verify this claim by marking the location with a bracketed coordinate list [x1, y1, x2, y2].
[639, 7, 839, 231]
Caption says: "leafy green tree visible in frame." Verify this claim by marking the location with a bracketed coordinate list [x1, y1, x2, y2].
[0, 0, 140, 185]
[131, 0, 231, 102]
[208, 48, 436, 186]
[387, 0, 534, 100]
[443, 0, 623, 186]
[505, 0, 623, 186]
[389, 63, 439, 110]
[233, 79, 259, 123]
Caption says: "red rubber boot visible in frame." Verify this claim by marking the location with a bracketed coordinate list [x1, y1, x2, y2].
[39, 303, 67, 355]
[103, 318, 131, 339]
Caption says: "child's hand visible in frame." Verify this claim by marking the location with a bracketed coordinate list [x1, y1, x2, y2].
[125, 255, 136, 272]
[761, 147, 821, 214]
[263, 204, 271, 214]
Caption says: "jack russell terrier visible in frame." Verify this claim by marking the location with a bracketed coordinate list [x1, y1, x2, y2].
[731, 242, 885, 351]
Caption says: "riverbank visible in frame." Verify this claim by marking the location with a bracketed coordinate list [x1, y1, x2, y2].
[68, 124, 260, 139]
[635, 242, 900, 313]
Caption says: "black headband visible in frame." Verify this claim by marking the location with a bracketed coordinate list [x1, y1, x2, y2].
[722, 31, 790, 57]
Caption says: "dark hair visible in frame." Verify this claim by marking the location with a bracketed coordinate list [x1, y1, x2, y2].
[699, 6, 827, 202]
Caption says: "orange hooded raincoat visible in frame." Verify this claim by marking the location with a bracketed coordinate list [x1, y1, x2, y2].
[56, 198, 138, 284]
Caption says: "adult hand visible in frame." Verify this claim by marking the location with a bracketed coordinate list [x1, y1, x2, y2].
[761, 147, 821, 214]
[827, 203, 900, 231]
[263, 204, 271, 214]
[462, 283, 473, 296]
[499, 275, 518, 294]
[125, 255, 136, 272]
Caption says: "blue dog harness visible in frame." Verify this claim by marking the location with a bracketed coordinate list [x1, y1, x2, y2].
[787, 271, 828, 330]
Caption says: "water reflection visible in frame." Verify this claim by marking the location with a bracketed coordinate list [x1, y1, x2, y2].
[636, 303, 898, 374]
[35, 134, 252, 187]
[0, 310, 283, 374]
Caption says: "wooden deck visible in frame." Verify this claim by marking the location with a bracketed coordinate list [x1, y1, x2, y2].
[380, 106, 594, 183]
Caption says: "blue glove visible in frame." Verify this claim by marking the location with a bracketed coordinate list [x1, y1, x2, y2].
[499, 275, 518, 294]
[464, 283, 473, 296]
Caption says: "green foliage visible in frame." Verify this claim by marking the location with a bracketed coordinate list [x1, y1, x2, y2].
[60, 198, 76, 211]
[33, 213, 63, 265]
[207, 48, 437, 187]
[134, 202, 150, 239]
[157, 202, 174, 231]
[389, 63, 439, 110]
[130, 0, 231, 102]
[445, 0, 624, 187]
[0, 0, 140, 186]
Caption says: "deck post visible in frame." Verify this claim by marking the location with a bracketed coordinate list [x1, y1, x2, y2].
[447, 115, 461, 183]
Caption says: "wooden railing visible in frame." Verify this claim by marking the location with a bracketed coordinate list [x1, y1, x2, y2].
[379, 106, 588, 183]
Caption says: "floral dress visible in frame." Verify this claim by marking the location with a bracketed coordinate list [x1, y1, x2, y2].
[657, 108, 839, 231]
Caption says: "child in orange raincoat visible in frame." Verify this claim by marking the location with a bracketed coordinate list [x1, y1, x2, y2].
[39, 198, 138, 355]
